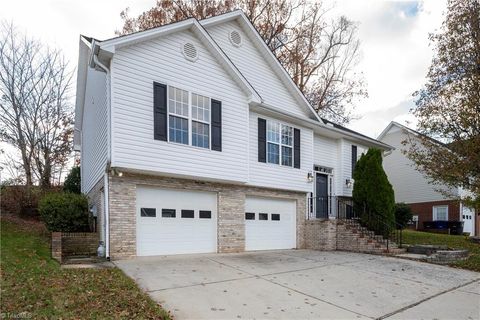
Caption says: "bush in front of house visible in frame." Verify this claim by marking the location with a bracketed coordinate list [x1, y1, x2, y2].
[353, 148, 396, 236]
[63, 166, 81, 194]
[39, 192, 90, 232]
[395, 202, 413, 229]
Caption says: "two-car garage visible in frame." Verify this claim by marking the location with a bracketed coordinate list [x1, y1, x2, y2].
[135, 186, 297, 256]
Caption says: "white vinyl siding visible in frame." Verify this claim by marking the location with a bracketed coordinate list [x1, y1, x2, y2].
[205, 20, 313, 119]
[249, 112, 313, 192]
[81, 68, 108, 193]
[379, 127, 457, 203]
[110, 30, 249, 183]
[341, 140, 367, 196]
[313, 135, 342, 196]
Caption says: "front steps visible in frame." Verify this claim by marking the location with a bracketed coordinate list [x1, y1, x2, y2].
[337, 219, 406, 255]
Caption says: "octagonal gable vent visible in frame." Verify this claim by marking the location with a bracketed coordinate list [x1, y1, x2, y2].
[229, 30, 242, 47]
[182, 42, 198, 61]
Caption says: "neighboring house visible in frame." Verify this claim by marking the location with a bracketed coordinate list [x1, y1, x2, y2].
[378, 121, 477, 236]
[74, 10, 391, 259]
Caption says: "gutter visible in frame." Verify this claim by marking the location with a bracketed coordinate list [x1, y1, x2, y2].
[91, 40, 112, 259]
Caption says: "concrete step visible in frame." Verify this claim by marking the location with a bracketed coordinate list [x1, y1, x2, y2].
[63, 255, 102, 265]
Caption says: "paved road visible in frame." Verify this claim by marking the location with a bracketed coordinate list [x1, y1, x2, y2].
[116, 250, 480, 319]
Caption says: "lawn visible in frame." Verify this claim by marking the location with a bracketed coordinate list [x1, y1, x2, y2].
[0, 215, 171, 319]
[402, 229, 480, 272]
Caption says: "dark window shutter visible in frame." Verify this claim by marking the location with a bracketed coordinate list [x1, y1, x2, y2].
[351, 145, 358, 176]
[211, 99, 222, 151]
[258, 118, 266, 163]
[153, 82, 167, 141]
[294, 128, 301, 169]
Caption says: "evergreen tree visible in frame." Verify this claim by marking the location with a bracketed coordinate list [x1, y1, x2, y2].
[63, 166, 81, 194]
[352, 148, 395, 235]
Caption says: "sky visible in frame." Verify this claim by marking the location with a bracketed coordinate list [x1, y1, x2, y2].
[0, 0, 446, 138]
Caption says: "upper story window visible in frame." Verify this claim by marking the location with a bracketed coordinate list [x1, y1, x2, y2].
[267, 120, 293, 166]
[191, 93, 210, 148]
[167, 86, 210, 149]
[168, 87, 189, 144]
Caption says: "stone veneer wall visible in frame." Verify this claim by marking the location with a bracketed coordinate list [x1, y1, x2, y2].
[305, 220, 337, 251]
[108, 173, 307, 259]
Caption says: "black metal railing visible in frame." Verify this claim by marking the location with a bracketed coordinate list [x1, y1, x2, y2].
[353, 208, 404, 250]
[307, 194, 336, 220]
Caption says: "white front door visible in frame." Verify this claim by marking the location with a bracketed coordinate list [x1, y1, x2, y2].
[245, 196, 296, 251]
[462, 206, 475, 236]
[136, 186, 217, 256]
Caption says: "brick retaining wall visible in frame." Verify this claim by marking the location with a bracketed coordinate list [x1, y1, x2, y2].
[51, 232, 99, 263]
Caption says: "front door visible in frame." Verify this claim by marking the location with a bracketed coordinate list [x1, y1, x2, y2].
[316, 173, 329, 219]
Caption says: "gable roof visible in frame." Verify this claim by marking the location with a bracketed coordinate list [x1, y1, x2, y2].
[100, 18, 262, 103]
[75, 10, 392, 151]
[200, 10, 323, 123]
[378, 121, 447, 147]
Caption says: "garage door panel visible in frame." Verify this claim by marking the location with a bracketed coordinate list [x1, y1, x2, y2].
[136, 187, 217, 256]
[245, 197, 296, 251]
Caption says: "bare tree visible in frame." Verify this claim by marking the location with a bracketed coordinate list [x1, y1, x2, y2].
[0, 22, 73, 187]
[117, 0, 366, 124]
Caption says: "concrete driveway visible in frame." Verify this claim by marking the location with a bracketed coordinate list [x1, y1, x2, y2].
[116, 250, 480, 319]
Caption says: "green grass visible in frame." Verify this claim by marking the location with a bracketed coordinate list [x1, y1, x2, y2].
[402, 229, 480, 272]
[0, 216, 171, 319]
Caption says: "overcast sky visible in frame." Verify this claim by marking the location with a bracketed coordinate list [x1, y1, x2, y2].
[1, 0, 446, 138]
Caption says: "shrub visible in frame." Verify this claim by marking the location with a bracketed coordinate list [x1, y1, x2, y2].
[353, 148, 396, 236]
[64, 166, 81, 194]
[395, 203, 413, 229]
[0, 186, 60, 217]
[39, 192, 90, 232]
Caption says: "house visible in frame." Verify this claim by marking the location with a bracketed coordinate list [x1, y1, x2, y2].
[378, 121, 477, 236]
[74, 10, 392, 259]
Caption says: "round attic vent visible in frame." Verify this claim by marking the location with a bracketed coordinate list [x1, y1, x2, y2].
[229, 30, 242, 47]
[182, 42, 198, 61]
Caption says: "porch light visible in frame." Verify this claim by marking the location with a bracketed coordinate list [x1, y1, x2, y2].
[111, 167, 123, 177]
[307, 171, 314, 183]
[346, 178, 354, 188]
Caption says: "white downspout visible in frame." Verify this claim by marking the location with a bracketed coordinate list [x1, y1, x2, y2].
[92, 40, 112, 259]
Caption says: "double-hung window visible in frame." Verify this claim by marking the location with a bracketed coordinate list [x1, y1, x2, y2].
[191, 93, 210, 148]
[168, 87, 189, 145]
[168, 86, 210, 149]
[433, 205, 448, 221]
[267, 120, 293, 166]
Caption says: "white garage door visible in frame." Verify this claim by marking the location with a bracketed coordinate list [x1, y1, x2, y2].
[245, 196, 296, 251]
[136, 186, 217, 256]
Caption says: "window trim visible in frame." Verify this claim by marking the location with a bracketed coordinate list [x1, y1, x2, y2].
[167, 85, 212, 150]
[433, 205, 448, 221]
[266, 119, 294, 167]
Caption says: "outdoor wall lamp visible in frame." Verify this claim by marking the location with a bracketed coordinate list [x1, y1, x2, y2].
[111, 167, 123, 177]
[346, 178, 354, 188]
[307, 171, 314, 183]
